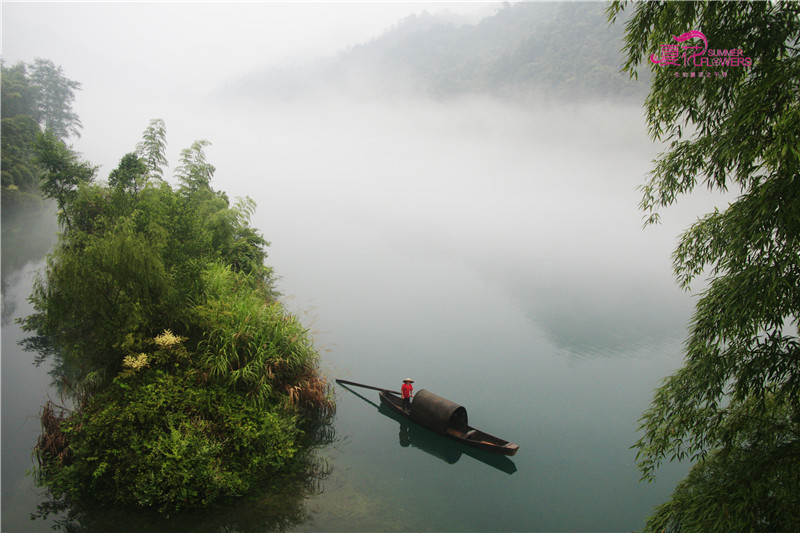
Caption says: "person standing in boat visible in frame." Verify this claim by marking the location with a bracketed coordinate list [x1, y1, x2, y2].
[401, 378, 414, 412]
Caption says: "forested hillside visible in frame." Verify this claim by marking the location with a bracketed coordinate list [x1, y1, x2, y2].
[232, 2, 646, 101]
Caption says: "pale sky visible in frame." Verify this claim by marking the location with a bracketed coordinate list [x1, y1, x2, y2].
[2, 2, 497, 96]
[2, 1, 500, 169]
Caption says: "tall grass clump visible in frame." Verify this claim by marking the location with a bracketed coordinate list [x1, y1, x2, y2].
[195, 262, 332, 414]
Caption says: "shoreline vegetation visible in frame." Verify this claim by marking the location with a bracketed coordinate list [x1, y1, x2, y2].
[3, 61, 334, 514]
[26, 121, 335, 513]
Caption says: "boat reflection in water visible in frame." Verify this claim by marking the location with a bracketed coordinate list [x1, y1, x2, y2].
[339, 383, 517, 475]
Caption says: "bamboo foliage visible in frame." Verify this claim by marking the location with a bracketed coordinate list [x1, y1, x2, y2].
[609, 2, 800, 530]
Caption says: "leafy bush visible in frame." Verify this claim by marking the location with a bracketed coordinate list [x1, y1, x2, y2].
[37, 335, 301, 513]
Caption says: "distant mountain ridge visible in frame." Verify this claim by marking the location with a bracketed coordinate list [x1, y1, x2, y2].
[229, 2, 648, 102]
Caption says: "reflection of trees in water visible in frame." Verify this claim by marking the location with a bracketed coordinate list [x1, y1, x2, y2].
[1, 200, 57, 324]
[31, 411, 338, 532]
[19, 333, 74, 399]
[19, 326, 90, 413]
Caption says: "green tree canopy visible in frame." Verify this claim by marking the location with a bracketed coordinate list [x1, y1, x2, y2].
[1, 114, 41, 193]
[2, 59, 83, 207]
[34, 129, 97, 231]
[108, 152, 148, 194]
[176, 139, 215, 193]
[2, 62, 43, 196]
[29, 58, 83, 140]
[136, 118, 168, 181]
[1, 61, 40, 119]
[608, 1, 800, 531]
[27, 127, 274, 393]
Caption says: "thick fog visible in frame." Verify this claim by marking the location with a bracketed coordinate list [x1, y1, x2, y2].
[1, 1, 721, 363]
[5, 3, 735, 529]
[201, 94, 694, 359]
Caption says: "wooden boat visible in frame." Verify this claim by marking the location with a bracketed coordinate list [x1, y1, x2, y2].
[338, 381, 518, 473]
[334, 379, 519, 456]
[379, 389, 519, 456]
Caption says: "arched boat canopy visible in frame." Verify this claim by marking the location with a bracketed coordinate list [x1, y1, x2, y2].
[410, 389, 469, 434]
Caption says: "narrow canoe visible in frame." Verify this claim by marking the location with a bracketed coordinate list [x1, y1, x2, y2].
[379, 389, 519, 456]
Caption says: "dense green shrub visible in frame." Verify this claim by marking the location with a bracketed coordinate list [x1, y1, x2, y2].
[38, 334, 300, 514]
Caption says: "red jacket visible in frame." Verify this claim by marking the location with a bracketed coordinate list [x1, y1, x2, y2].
[401, 383, 413, 399]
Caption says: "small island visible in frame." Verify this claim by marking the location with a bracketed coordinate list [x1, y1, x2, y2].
[4, 61, 333, 514]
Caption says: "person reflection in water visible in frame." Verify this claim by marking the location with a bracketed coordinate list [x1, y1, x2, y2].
[399, 423, 411, 447]
[401, 378, 414, 412]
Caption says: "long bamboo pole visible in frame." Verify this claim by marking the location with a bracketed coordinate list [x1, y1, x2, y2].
[335, 379, 400, 395]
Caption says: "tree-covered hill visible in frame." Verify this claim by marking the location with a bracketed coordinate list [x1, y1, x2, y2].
[230, 2, 647, 101]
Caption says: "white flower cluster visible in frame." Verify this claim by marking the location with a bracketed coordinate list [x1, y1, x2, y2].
[122, 353, 149, 370]
[154, 329, 186, 348]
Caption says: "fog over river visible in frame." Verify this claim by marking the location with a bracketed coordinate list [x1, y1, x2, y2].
[202, 93, 705, 360]
[1, 2, 728, 530]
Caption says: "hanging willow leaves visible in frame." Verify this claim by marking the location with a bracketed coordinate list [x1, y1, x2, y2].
[608, 1, 800, 531]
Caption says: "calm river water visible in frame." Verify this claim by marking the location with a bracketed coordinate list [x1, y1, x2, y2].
[2, 97, 700, 531]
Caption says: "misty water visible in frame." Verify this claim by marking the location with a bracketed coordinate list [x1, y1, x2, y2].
[2, 95, 701, 531]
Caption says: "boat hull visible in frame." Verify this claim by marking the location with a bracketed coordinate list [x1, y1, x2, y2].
[379, 391, 519, 456]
